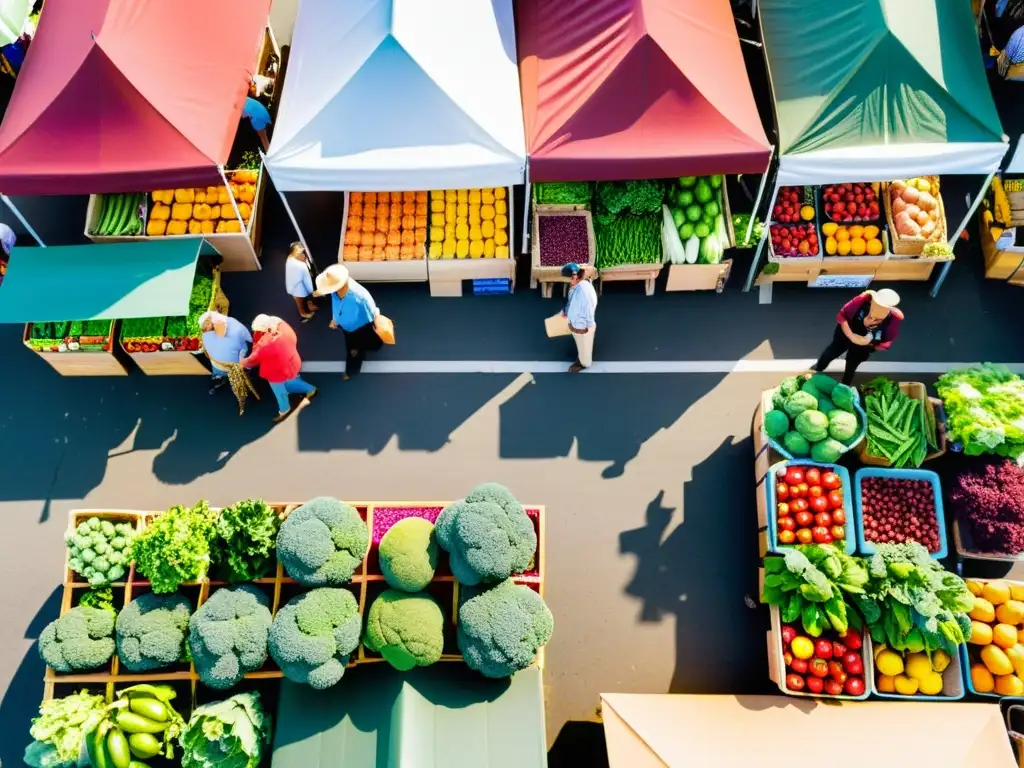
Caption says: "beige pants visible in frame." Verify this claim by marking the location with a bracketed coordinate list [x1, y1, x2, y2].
[573, 325, 596, 367]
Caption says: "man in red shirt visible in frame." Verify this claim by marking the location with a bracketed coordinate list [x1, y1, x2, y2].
[241, 315, 317, 422]
[810, 289, 903, 385]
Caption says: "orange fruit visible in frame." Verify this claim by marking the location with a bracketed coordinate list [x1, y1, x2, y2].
[849, 225, 865, 238]
[835, 227, 850, 241]
[850, 237, 866, 256]
[798, 240, 810, 255]
[864, 225, 880, 239]
[825, 236, 838, 255]
[837, 239, 852, 256]
[866, 238, 883, 256]
[821, 222, 839, 236]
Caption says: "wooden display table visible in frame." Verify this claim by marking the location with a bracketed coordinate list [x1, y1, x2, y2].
[23, 322, 128, 376]
[531, 204, 596, 298]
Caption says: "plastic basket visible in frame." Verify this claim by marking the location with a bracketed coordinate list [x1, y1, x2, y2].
[765, 460, 856, 555]
[852, 467, 948, 559]
[762, 386, 867, 460]
[870, 645, 965, 700]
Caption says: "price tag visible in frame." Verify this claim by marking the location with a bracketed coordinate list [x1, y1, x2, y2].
[809, 274, 873, 289]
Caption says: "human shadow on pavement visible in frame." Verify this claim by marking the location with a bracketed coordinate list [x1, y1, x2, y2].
[0, 585, 60, 767]
[499, 374, 725, 478]
[619, 438, 773, 695]
[548, 720, 609, 768]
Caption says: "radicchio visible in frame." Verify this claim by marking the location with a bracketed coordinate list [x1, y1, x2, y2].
[947, 459, 1024, 554]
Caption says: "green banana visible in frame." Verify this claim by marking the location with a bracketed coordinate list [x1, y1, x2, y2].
[86, 722, 112, 768]
[97, 195, 116, 235]
[127, 732, 162, 760]
[119, 683, 177, 702]
[128, 696, 168, 723]
[128, 762, 151, 768]
[94, 195, 110, 235]
[106, 727, 132, 768]
[114, 194, 135, 235]
[115, 711, 169, 734]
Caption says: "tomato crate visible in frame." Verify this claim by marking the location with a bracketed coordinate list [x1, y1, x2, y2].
[852, 467, 947, 559]
[765, 461, 855, 556]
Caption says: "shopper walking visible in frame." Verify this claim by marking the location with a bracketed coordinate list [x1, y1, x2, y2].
[285, 242, 318, 322]
[240, 314, 317, 422]
[316, 264, 383, 379]
[200, 310, 259, 412]
[242, 95, 272, 151]
[561, 262, 598, 373]
[810, 289, 903, 385]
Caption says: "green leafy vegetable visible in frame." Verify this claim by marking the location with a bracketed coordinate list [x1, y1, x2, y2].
[861, 377, 927, 467]
[535, 182, 592, 206]
[120, 316, 167, 340]
[24, 690, 107, 768]
[131, 501, 217, 593]
[732, 213, 764, 247]
[79, 587, 115, 614]
[595, 214, 661, 268]
[212, 498, 281, 582]
[936, 364, 1024, 458]
[180, 691, 271, 768]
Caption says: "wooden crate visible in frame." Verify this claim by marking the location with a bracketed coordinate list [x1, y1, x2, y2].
[598, 263, 661, 296]
[873, 258, 938, 281]
[855, 383, 946, 466]
[882, 177, 946, 256]
[756, 258, 822, 284]
[664, 261, 732, 292]
[23, 322, 129, 376]
[337, 191, 429, 283]
[530, 204, 596, 298]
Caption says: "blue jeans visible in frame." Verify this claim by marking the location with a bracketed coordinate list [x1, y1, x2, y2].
[269, 376, 315, 413]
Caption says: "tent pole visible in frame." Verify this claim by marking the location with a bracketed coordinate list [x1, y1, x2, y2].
[521, 161, 530, 255]
[932, 169, 996, 298]
[744, 145, 775, 245]
[259, 152, 315, 271]
[743, 182, 779, 292]
[2, 194, 44, 246]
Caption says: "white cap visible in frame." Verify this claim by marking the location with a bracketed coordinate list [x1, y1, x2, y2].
[872, 289, 900, 308]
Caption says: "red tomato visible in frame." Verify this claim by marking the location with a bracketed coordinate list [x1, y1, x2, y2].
[791, 499, 809, 513]
[821, 472, 841, 490]
[811, 496, 830, 515]
[824, 679, 844, 696]
[785, 467, 804, 485]
[831, 508, 846, 525]
[786, 674, 806, 692]
[828, 490, 844, 509]
[776, 483, 789, 501]
[814, 640, 833, 660]
[811, 526, 830, 544]
[814, 511, 832, 528]
[790, 658, 808, 674]
[808, 485, 824, 498]
[806, 676, 824, 694]
[783, 651, 794, 668]
[795, 529, 813, 544]
[777, 502, 790, 516]
[844, 677, 865, 696]
[794, 510, 814, 527]
[809, 658, 829, 678]
[827, 661, 847, 683]
[782, 626, 797, 646]
[777, 516, 796, 532]
[795, 482, 809, 498]
[805, 468, 821, 486]
[778, 530, 796, 544]
[831, 525, 846, 541]
[842, 652, 863, 676]
[832, 641, 847, 658]
[840, 629, 862, 651]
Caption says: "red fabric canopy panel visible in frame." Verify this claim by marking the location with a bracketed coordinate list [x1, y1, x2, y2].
[0, 0, 270, 195]
[518, 0, 771, 182]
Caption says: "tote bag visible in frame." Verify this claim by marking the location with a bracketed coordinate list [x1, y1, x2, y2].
[375, 314, 396, 344]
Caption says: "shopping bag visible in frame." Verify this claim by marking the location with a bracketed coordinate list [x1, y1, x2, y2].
[545, 313, 570, 337]
[375, 314, 396, 344]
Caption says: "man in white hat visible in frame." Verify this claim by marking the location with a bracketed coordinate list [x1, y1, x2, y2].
[811, 289, 903, 385]
[315, 263, 382, 379]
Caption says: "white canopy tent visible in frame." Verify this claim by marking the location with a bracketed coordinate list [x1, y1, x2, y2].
[1007, 142, 1024, 175]
[264, 0, 526, 193]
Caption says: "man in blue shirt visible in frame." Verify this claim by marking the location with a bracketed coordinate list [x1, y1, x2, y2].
[200, 310, 252, 393]
[315, 264, 383, 379]
[242, 96, 272, 150]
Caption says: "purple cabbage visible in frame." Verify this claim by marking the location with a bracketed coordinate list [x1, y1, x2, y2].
[538, 215, 589, 266]
[947, 459, 1024, 554]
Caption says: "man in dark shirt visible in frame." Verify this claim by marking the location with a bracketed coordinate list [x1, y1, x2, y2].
[810, 289, 903, 385]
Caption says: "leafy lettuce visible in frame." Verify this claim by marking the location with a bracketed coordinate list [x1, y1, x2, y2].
[936, 364, 1024, 458]
[24, 690, 106, 768]
[180, 691, 271, 768]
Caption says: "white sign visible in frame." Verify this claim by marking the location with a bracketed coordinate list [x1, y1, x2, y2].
[809, 274, 873, 289]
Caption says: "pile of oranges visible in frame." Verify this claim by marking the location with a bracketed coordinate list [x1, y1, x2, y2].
[821, 222, 885, 257]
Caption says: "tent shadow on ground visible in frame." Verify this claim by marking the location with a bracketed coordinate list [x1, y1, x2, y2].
[619, 437, 774, 695]
[0, 585, 60, 767]
[548, 720, 609, 768]
[499, 373, 725, 478]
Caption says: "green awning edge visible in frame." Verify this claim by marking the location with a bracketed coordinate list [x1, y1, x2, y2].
[0, 239, 203, 324]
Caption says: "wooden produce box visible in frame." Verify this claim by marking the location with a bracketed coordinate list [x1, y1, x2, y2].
[338, 190, 429, 283]
[23, 321, 129, 376]
[882, 177, 946, 257]
[531, 204, 596, 298]
[598, 262, 662, 296]
[756, 258, 822, 284]
[855, 382, 946, 467]
[427, 186, 516, 297]
[873, 258, 938, 282]
[121, 268, 227, 376]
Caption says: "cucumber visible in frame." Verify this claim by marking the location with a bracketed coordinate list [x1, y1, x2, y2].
[127, 732, 162, 759]
[115, 711, 169, 734]
[86, 724, 111, 768]
[106, 728, 132, 768]
[102, 195, 125, 235]
[97, 195, 117, 235]
[94, 195, 110, 235]
[114, 194, 135, 235]
[128, 696, 168, 723]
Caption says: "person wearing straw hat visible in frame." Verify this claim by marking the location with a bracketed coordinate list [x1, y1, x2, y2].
[810, 289, 904, 385]
[560, 262, 598, 373]
[315, 263, 383, 379]
[240, 314, 317, 422]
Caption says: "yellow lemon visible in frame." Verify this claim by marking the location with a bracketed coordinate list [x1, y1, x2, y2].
[982, 644, 1013, 675]
[931, 650, 951, 673]
[905, 653, 932, 681]
[800, 205, 815, 221]
[893, 675, 919, 695]
[1007, 644, 1024, 678]
[996, 674, 1024, 696]
[971, 597, 996, 623]
[918, 671, 944, 696]
[967, 580, 984, 597]
[821, 222, 839, 236]
[875, 649, 904, 677]
[995, 623, 1019, 649]
[835, 227, 850, 241]
[984, 581, 1011, 606]
[971, 664, 996, 693]
[866, 238, 883, 256]
[825, 236, 838, 256]
[863, 225, 880, 239]
[837, 239, 852, 256]
[849, 225, 865, 238]
[996, 600, 1024, 625]
[850, 237, 867, 256]
[1010, 583, 1024, 601]
[876, 674, 896, 693]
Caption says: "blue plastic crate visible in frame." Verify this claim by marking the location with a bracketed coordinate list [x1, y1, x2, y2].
[472, 278, 512, 295]
[763, 386, 867, 461]
[960, 644, 1000, 699]
[765, 460, 856, 555]
[852, 467, 948, 559]
[870, 644, 965, 700]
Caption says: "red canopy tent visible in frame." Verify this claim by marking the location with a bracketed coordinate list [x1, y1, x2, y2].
[0, 0, 270, 195]
[517, 0, 771, 182]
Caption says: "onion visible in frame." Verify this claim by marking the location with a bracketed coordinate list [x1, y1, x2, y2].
[901, 186, 920, 204]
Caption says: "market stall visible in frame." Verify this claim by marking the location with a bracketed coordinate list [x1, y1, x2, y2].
[0, 0, 276, 271]
[518, 0, 771, 295]
[0, 240, 204, 376]
[746, 0, 1008, 297]
[23, 483, 550, 768]
[264, 0, 525, 296]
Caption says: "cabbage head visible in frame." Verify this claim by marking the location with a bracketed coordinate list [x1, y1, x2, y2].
[828, 410, 859, 442]
[784, 391, 818, 418]
[795, 410, 829, 442]
[811, 438, 846, 464]
[764, 410, 789, 440]
[783, 431, 811, 457]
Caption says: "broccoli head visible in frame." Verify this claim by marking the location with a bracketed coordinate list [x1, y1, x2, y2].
[269, 588, 361, 689]
[188, 585, 271, 689]
[457, 580, 553, 678]
[379, 517, 438, 592]
[277, 497, 369, 586]
[116, 592, 192, 672]
[39, 606, 115, 672]
[363, 589, 444, 671]
[434, 483, 536, 586]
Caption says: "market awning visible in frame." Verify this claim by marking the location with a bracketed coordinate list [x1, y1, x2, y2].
[0, 0, 270, 195]
[601, 694, 1017, 767]
[0, 240, 202, 323]
[264, 0, 526, 192]
[517, 0, 771, 183]
[272, 665, 547, 767]
[0, 0, 30, 47]
[762, 0, 1007, 186]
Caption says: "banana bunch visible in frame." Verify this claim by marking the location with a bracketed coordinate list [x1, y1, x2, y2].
[84, 684, 184, 768]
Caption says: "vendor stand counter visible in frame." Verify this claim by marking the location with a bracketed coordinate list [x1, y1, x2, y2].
[338, 191, 429, 284]
[44, 501, 545, 701]
[599, 694, 1017, 768]
[981, 216, 1024, 287]
[23, 322, 129, 376]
